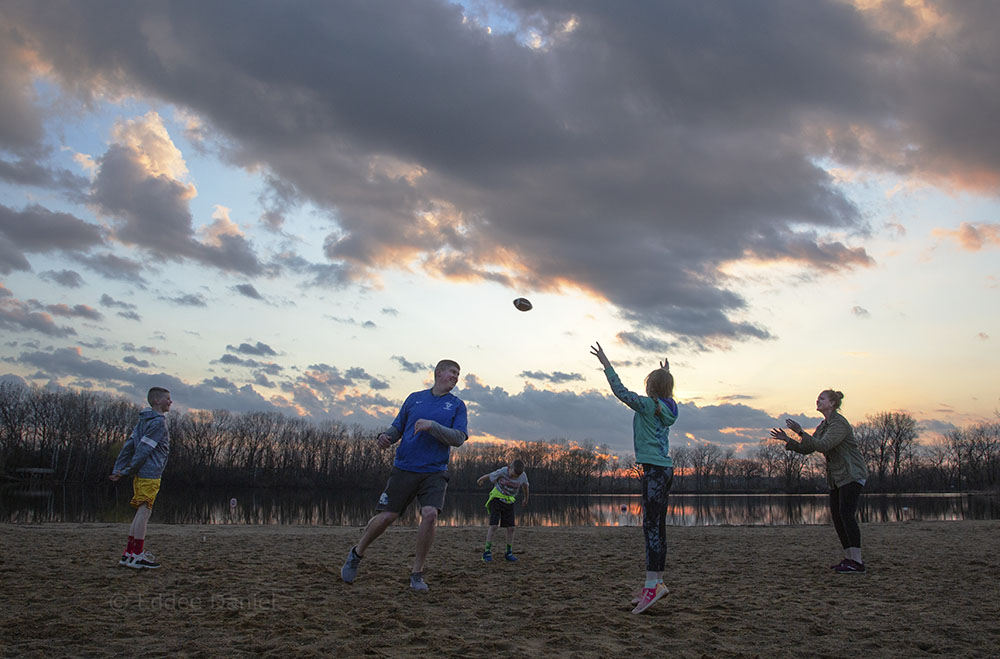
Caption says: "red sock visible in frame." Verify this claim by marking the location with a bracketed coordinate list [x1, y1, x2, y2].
[134, 538, 144, 554]
[125, 536, 135, 555]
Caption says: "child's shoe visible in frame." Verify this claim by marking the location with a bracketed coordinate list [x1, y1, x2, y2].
[482, 550, 493, 562]
[504, 550, 518, 562]
[127, 551, 161, 569]
[631, 583, 668, 614]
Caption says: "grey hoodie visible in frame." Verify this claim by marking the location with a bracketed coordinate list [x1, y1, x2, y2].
[113, 407, 171, 479]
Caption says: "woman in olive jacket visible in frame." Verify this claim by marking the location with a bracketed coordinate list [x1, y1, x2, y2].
[771, 389, 869, 573]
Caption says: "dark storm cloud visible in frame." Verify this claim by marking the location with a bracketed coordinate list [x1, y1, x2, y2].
[0, 157, 89, 193]
[101, 293, 142, 320]
[77, 337, 113, 350]
[391, 355, 431, 373]
[267, 252, 352, 288]
[345, 366, 389, 390]
[326, 315, 377, 329]
[0, 236, 31, 274]
[301, 364, 387, 393]
[100, 294, 136, 310]
[257, 175, 300, 231]
[518, 370, 584, 384]
[40, 269, 85, 288]
[45, 303, 103, 321]
[90, 143, 264, 276]
[213, 353, 283, 375]
[123, 355, 150, 368]
[918, 418, 957, 437]
[13, 347, 282, 414]
[0, 30, 45, 151]
[2, 0, 996, 341]
[232, 283, 263, 300]
[162, 293, 207, 307]
[461, 374, 804, 453]
[616, 331, 679, 355]
[121, 343, 169, 355]
[0, 203, 105, 274]
[0, 204, 104, 251]
[72, 252, 148, 284]
[227, 341, 277, 357]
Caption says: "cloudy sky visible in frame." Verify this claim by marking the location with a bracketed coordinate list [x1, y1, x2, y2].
[1, 0, 997, 457]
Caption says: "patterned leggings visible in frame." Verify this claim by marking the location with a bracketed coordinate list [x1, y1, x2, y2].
[641, 464, 674, 572]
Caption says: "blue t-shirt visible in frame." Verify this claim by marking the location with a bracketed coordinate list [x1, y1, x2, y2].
[391, 389, 468, 473]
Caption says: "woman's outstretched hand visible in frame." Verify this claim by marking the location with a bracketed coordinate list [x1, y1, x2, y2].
[590, 341, 611, 369]
[770, 428, 792, 443]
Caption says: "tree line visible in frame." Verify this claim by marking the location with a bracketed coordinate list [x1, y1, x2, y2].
[1, 382, 998, 493]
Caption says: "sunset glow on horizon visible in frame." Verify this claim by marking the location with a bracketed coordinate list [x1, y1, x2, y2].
[1, 1, 997, 459]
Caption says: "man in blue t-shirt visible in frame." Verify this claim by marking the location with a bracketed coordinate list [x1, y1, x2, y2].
[341, 359, 468, 592]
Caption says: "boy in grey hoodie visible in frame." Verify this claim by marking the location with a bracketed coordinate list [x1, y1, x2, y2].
[110, 387, 172, 569]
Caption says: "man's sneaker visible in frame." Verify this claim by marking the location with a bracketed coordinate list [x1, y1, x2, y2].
[341, 546, 362, 583]
[127, 551, 160, 569]
[504, 551, 518, 562]
[831, 559, 846, 570]
[631, 583, 669, 614]
[482, 550, 493, 563]
[833, 559, 866, 574]
[410, 572, 429, 592]
[119, 553, 134, 566]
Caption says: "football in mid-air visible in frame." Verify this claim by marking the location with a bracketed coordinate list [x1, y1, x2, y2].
[513, 297, 533, 312]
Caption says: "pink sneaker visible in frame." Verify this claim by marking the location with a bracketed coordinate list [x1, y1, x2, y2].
[631, 583, 669, 614]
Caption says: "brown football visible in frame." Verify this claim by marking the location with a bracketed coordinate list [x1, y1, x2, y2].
[513, 297, 533, 312]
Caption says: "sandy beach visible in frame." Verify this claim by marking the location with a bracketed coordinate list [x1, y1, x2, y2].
[1, 521, 998, 658]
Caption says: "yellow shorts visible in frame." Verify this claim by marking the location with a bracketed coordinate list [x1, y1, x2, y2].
[130, 477, 161, 509]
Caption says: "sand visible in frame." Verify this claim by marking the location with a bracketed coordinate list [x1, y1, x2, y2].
[1, 521, 998, 658]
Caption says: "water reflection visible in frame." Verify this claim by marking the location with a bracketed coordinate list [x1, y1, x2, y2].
[2, 485, 999, 526]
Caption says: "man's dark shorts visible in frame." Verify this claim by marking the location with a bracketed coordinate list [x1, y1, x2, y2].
[375, 467, 449, 515]
[488, 498, 516, 528]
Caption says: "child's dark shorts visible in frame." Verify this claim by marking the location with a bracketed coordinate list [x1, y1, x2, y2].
[488, 499, 516, 527]
[375, 467, 449, 514]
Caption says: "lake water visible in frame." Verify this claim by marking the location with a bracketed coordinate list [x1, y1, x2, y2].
[2, 484, 999, 526]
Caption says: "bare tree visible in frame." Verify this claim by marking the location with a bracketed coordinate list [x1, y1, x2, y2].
[855, 418, 890, 490]
[671, 445, 689, 491]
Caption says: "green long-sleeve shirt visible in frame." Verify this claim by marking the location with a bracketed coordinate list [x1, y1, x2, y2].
[785, 411, 868, 488]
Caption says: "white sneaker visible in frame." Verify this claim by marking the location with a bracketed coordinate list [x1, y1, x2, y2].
[119, 552, 134, 566]
[127, 551, 161, 569]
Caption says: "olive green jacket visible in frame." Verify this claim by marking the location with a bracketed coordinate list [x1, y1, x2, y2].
[785, 412, 868, 488]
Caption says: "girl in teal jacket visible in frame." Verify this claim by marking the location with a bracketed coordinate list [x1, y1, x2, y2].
[591, 341, 677, 614]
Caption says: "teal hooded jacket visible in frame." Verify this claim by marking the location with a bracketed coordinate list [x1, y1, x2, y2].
[603, 366, 677, 468]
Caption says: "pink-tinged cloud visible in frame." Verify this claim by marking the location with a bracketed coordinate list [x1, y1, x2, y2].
[0, 287, 77, 337]
[933, 222, 1000, 251]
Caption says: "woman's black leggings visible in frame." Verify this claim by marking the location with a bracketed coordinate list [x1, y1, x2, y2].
[641, 464, 674, 572]
[829, 481, 864, 549]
